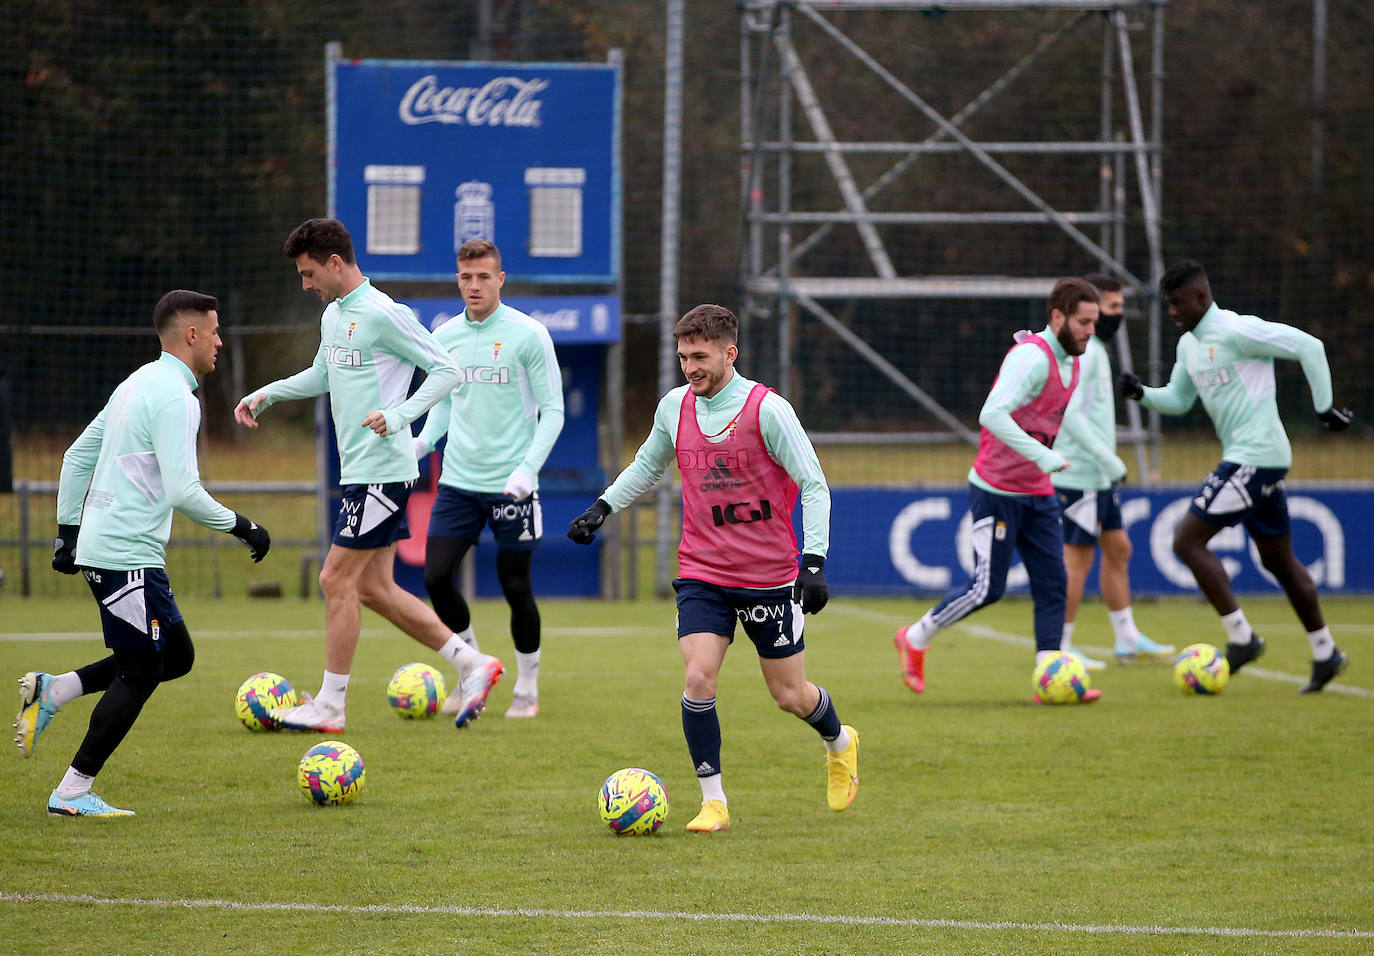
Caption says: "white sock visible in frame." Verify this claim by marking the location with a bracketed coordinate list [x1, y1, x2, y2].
[315, 670, 350, 710]
[1108, 607, 1139, 649]
[698, 773, 726, 805]
[513, 649, 541, 697]
[1221, 609, 1253, 646]
[1060, 621, 1077, 652]
[49, 671, 84, 709]
[456, 626, 480, 654]
[1307, 627, 1336, 661]
[439, 633, 483, 673]
[1035, 650, 1057, 667]
[904, 611, 939, 650]
[56, 766, 94, 799]
[825, 727, 851, 754]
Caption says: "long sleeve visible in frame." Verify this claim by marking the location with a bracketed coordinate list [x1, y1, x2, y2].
[602, 391, 679, 512]
[1231, 315, 1335, 414]
[414, 393, 452, 454]
[516, 331, 565, 477]
[56, 409, 106, 525]
[1057, 394, 1124, 477]
[759, 392, 830, 558]
[148, 391, 236, 531]
[1139, 359, 1198, 417]
[375, 316, 463, 436]
[248, 344, 330, 415]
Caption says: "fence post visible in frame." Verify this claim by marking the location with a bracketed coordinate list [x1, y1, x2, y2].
[17, 478, 30, 597]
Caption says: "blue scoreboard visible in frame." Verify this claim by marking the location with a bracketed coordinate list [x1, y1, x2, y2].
[330, 56, 620, 283]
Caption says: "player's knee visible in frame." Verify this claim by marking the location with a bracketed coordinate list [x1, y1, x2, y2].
[114, 661, 162, 703]
[496, 553, 533, 599]
[1258, 545, 1303, 582]
[499, 573, 533, 601]
[1171, 534, 1196, 564]
[356, 578, 391, 611]
[1102, 532, 1132, 565]
[982, 580, 1007, 606]
[1042, 568, 1067, 599]
[160, 624, 194, 681]
[422, 564, 454, 596]
[683, 668, 717, 700]
[1172, 523, 1208, 562]
[770, 684, 809, 716]
[318, 563, 349, 599]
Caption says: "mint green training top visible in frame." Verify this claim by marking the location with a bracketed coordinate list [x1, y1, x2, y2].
[244, 279, 462, 485]
[1139, 302, 1335, 469]
[600, 371, 831, 561]
[58, 352, 236, 570]
[414, 303, 565, 493]
[1052, 334, 1128, 491]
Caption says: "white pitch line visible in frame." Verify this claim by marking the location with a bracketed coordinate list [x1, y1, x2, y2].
[0, 892, 1369, 941]
[830, 604, 1374, 698]
[0, 626, 655, 643]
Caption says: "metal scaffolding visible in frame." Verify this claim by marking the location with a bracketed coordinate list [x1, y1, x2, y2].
[739, 0, 1167, 478]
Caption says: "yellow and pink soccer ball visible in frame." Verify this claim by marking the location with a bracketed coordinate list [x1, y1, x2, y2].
[298, 741, 366, 806]
[234, 672, 300, 731]
[386, 662, 447, 719]
[1031, 651, 1093, 704]
[598, 768, 670, 835]
[1173, 643, 1230, 695]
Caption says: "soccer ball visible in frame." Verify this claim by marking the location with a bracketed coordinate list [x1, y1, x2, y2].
[1032, 651, 1092, 704]
[386, 662, 447, 719]
[234, 672, 300, 731]
[1173, 643, 1230, 695]
[598, 767, 670, 835]
[298, 741, 366, 806]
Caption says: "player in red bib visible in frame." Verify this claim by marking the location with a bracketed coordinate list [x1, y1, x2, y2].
[894, 278, 1101, 702]
[568, 304, 857, 832]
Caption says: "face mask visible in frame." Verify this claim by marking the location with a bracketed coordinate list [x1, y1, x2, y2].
[1096, 312, 1123, 342]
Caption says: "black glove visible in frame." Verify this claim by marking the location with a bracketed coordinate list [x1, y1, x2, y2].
[567, 498, 611, 545]
[793, 554, 829, 614]
[1317, 406, 1353, 432]
[1117, 371, 1144, 401]
[230, 513, 271, 562]
[52, 524, 80, 575]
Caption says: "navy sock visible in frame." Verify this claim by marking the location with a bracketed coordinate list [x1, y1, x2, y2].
[804, 686, 842, 741]
[681, 695, 722, 777]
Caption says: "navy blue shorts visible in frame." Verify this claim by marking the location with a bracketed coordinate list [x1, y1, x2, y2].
[332, 480, 414, 549]
[1057, 485, 1124, 546]
[1189, 462, 1290, 538]
[83, 567, 183, 651]
[672, 578, 805, 659]
[428, 485, 542, 550]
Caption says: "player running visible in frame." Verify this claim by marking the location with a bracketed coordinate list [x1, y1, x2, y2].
[235, 218, 504, 732]
[1052, 273, 1173, 670]
[1119, 259, 1353, 693]
[566, 304, 857, 832]
[894, 278, 1101, 702]
[413, 239, 564, 719]
[15, 291, 271, 816]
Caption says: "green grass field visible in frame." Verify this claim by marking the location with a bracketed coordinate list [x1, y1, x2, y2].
[1, 593, 1371, 954]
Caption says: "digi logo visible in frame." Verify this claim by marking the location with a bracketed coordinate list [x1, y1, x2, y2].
[457, 366, 511, 384]
[711, 499, 774, 527]
[325, 346, 364, 367]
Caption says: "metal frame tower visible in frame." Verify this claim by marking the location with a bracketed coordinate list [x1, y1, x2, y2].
[739, 0, 1167, 477]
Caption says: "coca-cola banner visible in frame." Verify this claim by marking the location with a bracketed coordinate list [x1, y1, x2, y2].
[331, 57, 620, 283]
